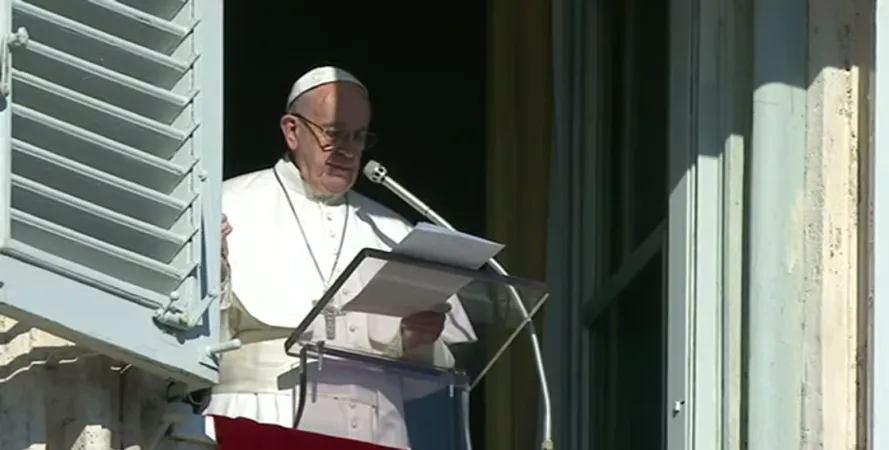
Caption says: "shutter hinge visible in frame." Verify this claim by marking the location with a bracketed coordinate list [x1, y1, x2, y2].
[153, 290, 190, 330]
[153, 288, 221, 332]
[0, 27, 29, 112]
[153, 305, 192, 330]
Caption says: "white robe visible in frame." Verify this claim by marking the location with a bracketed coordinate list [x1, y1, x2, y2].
[202, 158, 476, 448]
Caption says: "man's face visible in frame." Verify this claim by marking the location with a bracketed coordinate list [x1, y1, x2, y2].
[280, 82, 372, 197]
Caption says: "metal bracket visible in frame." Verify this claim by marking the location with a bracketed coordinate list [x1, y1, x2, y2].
[0, 27, 29, 112]
[153, 295, 216, 331]
[153, 305, 191, 330]
[314, 340, 326, 371]
[153, 283, 220, 331]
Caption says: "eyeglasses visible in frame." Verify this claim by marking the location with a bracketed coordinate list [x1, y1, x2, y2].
[291, 113, 378, 151]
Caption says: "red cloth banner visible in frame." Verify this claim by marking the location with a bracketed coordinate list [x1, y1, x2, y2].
[212, 415, 401, 450]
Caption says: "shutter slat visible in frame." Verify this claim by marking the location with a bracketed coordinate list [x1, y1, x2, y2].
[9, 211, 187, 298]
[116, 0, 187, 21]
[12, 175, 192, 263]
[13, 1, 192, 88]
[16, 41, 193, 123]
[11, 139, 192, 229]
[13, 106, 193, 193]
[12, 70, 193, 158]
[25, 0, 193, 54]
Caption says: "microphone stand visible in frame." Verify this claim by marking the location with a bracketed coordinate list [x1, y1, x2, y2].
[363, 161, 554, 450]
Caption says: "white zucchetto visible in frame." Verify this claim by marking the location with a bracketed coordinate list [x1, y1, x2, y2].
[286, 66, 367, 108]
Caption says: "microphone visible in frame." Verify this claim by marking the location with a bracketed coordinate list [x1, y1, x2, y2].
[363, 160, 554, 450]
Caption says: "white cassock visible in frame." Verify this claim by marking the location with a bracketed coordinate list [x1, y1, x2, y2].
[202, 158, 477, 448]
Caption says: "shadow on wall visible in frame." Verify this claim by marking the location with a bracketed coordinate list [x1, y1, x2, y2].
[0, 317, 181, 450]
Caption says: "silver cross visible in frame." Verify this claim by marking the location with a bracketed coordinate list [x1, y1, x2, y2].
[315, 301, 346, 340]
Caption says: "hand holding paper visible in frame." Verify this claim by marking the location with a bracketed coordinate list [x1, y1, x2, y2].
[401, 306, 449, 349]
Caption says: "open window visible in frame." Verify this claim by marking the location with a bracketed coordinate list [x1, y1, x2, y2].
[0, 0, 224, 388]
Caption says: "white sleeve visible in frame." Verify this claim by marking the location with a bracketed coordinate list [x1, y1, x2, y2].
[441, 294, 477, 344]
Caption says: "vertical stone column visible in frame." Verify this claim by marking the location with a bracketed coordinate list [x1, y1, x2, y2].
[804, 0, 865, 446]
[746, 0, 866, 446]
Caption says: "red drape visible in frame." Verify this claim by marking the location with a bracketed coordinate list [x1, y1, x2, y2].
[212, 415, 401, 450]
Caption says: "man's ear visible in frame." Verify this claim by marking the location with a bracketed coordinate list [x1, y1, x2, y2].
[280, 114, 299, 150]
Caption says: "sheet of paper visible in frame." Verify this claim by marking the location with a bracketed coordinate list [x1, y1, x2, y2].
[339, 262, 474, 317]
[392, 222, 504, 269]
[339, 223, 505, 317]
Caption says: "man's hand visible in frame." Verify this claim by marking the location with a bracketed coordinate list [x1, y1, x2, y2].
[221, 214, 233, 279]
[400, 304, 450, 350]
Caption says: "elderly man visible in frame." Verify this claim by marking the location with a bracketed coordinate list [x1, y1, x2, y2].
[205, 66, 476, 448]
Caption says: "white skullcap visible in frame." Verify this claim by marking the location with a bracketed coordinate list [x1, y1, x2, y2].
[286, 66, 367, 109]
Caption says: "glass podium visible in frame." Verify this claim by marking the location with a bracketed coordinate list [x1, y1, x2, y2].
[283, 247, 549, 450]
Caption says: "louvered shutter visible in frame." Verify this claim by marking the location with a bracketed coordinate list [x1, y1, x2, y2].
[0, 0, 224, 388]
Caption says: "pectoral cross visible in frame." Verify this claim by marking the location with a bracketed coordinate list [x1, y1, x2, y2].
[314, 300, 347, 340]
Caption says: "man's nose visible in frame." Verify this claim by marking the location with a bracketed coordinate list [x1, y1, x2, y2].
[333, 147, 361, 160]
[337, 142, 362, 156]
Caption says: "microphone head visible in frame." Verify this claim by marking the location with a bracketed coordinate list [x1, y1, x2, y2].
[363, 160, 387, 184]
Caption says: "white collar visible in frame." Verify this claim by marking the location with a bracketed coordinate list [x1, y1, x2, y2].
[273, 157, 346, 205]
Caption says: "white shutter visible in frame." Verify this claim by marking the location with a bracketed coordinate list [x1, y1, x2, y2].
[0, 0, 224, 388]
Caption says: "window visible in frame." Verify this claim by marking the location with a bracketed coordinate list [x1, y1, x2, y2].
[581, 0, 670, 447]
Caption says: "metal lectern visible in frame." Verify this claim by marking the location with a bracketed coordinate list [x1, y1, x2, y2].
[283, 247, 549, 450]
